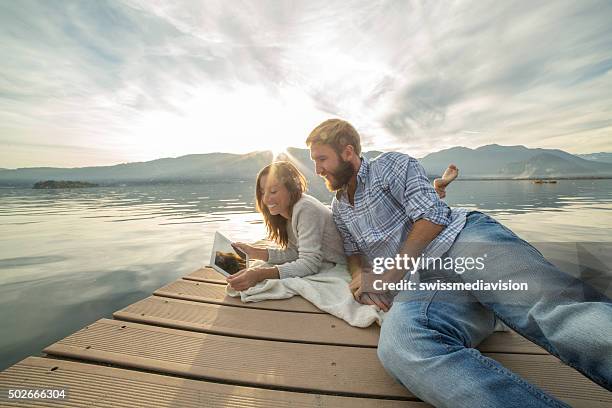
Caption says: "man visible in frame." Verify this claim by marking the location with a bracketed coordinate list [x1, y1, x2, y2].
[306, 118, 611, 408]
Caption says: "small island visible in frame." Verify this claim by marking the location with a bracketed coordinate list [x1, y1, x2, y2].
[33, 180, 99, 189]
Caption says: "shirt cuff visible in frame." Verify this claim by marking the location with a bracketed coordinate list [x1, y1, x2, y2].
[415, 206, 451, 226]
[341, 240, 359, 256]
[277, 263, 292, 279]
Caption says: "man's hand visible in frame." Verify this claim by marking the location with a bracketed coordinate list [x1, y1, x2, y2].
[348, 255, 378, 299]
[358, 293, 392, 312]
[346, 253, 393, 311]
[349, 273, 362, 299]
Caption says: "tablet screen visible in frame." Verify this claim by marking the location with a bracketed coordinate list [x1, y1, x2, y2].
[210, 232, 247, 276]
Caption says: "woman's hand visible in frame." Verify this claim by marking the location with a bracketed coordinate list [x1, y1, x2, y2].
[226, 268, 262, 291]
[226, 267, 279, 291]
[231, 242, 268, 261]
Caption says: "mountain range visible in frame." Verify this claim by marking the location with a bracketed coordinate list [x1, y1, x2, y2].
[576, 152, 612, 163]
[1, 144, 611, 187]
[417, 144, 612, 178]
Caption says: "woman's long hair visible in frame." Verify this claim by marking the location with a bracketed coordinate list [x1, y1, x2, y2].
[255, 161, 308, 248]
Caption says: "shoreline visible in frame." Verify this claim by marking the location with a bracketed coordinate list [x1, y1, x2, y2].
[0, 176, 611, 189]
[453, 176, 612, 181]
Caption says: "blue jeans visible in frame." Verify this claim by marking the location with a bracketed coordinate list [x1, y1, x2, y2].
[378, 211, 612, 408]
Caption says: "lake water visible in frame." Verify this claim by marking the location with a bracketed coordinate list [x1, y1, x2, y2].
[1, 179, 611, 371]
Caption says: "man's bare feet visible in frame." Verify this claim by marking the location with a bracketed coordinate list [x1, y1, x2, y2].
[434, 164, 459, 199]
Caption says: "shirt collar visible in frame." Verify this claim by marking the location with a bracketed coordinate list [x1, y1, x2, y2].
[356, 156, 370, 183]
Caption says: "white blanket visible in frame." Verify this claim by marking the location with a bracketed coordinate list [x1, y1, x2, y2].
[226, 263, 508, 331]
[226, 263, 385, 327]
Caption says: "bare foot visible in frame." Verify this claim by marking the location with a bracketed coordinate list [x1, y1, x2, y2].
[434, 164, 459, 199]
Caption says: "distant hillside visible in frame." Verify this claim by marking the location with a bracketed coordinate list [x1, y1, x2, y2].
[577, 152, 612, 163]
[0, 152, 273, 187]
[1, 145, 610, 187]
[500, 153, 610, 177]
[418, 144, 612, 178]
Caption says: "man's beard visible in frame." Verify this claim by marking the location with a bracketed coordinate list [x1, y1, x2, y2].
[324, 159, 355, 191]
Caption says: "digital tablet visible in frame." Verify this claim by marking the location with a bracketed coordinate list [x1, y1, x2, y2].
[210, 231, 249, 277]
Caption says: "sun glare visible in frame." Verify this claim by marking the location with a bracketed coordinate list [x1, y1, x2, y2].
[127, 84, 326, 161]
[269, 147, 287, 161]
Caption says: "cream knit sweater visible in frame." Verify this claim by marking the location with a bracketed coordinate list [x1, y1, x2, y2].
[267, 194, 347, 279]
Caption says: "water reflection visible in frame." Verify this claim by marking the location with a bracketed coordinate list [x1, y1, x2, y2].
[442, 179, 607, 212]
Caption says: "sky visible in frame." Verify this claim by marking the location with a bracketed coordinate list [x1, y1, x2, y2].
[1, 0, 611, 169]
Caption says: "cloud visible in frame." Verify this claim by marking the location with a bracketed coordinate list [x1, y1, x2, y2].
[0, 0, 611, 167]
[373, 1, 612, 154]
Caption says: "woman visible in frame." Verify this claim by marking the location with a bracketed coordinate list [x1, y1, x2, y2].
[227, 161, 458, 292]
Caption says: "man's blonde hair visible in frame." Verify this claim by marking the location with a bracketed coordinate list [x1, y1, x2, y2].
[306, 119, 361, 156]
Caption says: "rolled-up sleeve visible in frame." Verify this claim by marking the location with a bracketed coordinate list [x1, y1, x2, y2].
[331, 199, 360, 256]
[388, 155, 451, 227]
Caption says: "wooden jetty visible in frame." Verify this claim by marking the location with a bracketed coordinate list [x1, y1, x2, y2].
[1, 267, 610, 407]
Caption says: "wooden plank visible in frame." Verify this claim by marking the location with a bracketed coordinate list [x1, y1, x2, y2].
[175, 269, 546, 353]
[43, 319, 611, 406]
[44, 318, 412, 399]
[154, 279, 325, 314]
[113, 295, 546, 354]
[114, 295, 380, 347]
[0, 357, 428, 407]
[183, 267, 227, 284]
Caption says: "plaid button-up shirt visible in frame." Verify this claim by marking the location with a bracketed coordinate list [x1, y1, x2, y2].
[331, 152, 468, 266]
